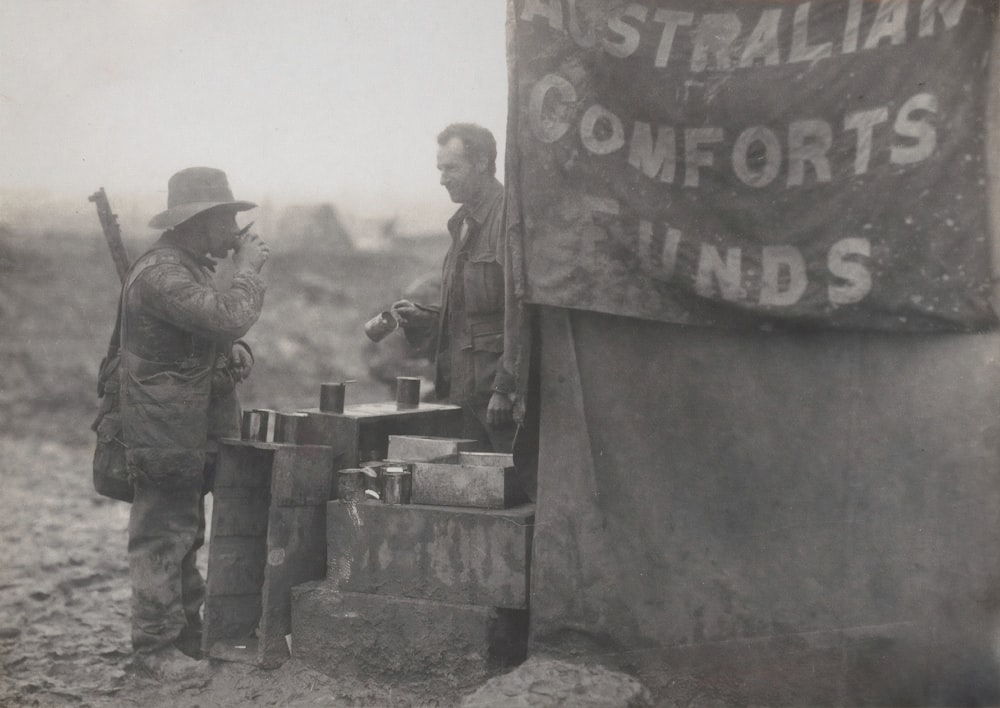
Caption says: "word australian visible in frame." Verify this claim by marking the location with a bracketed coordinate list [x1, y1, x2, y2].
[520, 0, 965, 72]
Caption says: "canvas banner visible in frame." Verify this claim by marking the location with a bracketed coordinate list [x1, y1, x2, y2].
[508, 0, 998, 330]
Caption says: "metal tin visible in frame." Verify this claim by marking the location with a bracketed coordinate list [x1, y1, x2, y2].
[382, 466, 411, 505]
[395, 377, 421, 410]
[254, 409, 276, 442]
[319, 382, 346, 413]
[364, 310, 399, 342]
[274, 412, 308, 443]
[337, 468, 365, 502]
[240, 410, 263, 441]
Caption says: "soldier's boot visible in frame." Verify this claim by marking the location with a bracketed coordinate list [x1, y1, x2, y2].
[131, 646, 212, 686]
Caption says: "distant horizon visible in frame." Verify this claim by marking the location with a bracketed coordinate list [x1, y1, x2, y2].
[0, 184, 458, 243]
[0, 2, 509, 213]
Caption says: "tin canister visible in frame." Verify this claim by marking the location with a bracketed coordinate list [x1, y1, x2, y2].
[240, 410, 263, 441]
[319, 382, 346, 413]
[274, 412, 308, 443]
[382, 466, 412, 505]
[364, 310, 399, 343]
[337, 468, 365, 502]
[395, 377, 421, 410]
[254, 409, 276, 442]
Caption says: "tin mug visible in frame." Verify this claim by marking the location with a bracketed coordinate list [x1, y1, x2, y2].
[395, 377, 421, 410]
[364, 310, 399, 342]
[382, 466, 412, 505]
[319, 382, 346, 413]
[241, 410, 262, 441]
[274, 412, 307, 443]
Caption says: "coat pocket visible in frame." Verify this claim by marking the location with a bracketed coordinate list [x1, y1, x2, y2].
[122, 367, 212, 490]
[462, 257, 504, 314]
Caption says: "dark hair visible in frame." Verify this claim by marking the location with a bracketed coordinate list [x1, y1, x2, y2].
[437, 123, 497, 176]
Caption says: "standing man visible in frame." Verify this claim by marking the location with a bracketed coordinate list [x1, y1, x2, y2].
[393, 124, 516, 452]
[121, 167, 269, 680]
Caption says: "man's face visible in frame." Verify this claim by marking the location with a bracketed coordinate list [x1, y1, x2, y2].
[203, 208, 241, 258]
[437, 137, 483, 205]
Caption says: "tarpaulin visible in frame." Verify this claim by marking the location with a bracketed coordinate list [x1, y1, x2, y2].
[529, 306, 1000, 701]
[506, 0, 999, 330]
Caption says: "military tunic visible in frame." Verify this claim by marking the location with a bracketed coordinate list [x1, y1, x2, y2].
[416, 177, 517, 451]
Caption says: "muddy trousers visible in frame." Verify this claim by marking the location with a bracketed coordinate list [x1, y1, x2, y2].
[128, 480, 206, 654]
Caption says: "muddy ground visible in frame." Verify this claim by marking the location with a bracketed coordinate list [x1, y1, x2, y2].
[0, 226, 463, 706]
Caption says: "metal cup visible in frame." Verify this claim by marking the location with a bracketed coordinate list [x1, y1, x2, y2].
[364, 310, 399, 343]
[337, 468, 365, 502]
[319, 382, 347, 413]
[274, 412, 308, 444]
[395, 377, 421, 410]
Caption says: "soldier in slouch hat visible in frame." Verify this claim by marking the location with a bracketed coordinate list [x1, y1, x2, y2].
[121, 167, 269, 681]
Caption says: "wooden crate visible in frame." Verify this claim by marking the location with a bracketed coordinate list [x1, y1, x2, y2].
[203, 439, 334, 668]
[297, 401, 465, 473]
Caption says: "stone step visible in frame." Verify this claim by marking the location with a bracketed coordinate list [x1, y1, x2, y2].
[291, 582, 528, 688]
[327, 500, 534, 608]
[458, 451, 515, 468]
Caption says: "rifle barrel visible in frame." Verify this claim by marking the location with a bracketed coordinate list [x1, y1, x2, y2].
[89, 188, 131, 284]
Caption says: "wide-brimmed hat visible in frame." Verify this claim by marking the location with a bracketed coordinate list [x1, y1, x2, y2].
[149, 167, 256, 230]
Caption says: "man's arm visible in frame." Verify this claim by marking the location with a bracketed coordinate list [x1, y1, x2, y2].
[392, 299, 438, 328]
[391, 299, 439, 354]
[229, 340, 254, 381]
[134, 261, 266, 341]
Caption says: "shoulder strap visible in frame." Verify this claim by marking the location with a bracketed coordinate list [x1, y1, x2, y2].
[96, 291, 125, 398]
[109, 246, 180, 349]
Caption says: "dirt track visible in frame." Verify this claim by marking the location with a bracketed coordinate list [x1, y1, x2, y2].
[0, 435, 458, 707]
[0, 231, 452, 706]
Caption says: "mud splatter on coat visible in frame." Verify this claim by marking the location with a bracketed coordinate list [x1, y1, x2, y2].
[121, 236, 265, 489]
[120, 233, 266, 654]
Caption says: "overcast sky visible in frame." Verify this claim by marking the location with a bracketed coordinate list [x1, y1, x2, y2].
[0, 1, 509, 222]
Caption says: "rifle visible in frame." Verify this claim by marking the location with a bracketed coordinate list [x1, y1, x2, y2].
[88, 188, 130, 284]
